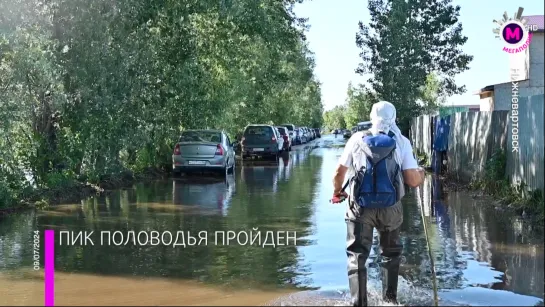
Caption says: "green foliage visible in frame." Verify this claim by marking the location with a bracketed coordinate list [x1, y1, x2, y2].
[322, 105, 347, 132]
[415, 151, 430, 168]
[44, 171, 76, 189]
[355, 0, 473, 133]
[344, 82, 373, 129]
[0, 177, 18, 208]
[419, 73, 447, 114]
[482, 149, 507, 188]
[322, 82, 373, 132]
[0, 0, 323, 209]
[470, 149, 544, 218]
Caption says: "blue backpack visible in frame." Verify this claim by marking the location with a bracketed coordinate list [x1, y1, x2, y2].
[351, 131, 404, 209]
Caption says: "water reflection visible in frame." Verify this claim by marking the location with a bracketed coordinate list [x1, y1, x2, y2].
[0, 136, 543, 306]
[278, 153, 292, 181]
[172, 176, 235, 216]
[0, 211, 36, 270]
[0, 145, 319, 297]
[412, 174, 544, 305]
[240, 163, 279, 194]
[293, 152, 543, 306]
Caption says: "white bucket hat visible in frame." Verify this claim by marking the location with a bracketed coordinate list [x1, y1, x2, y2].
[368, 101, 406, 157]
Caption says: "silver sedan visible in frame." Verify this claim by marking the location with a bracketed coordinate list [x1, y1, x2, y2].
[172, 130, 236, 177]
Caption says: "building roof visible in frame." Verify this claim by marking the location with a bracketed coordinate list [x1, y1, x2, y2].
[474, 77, 533, 95]
[474, 17, 543, 96]
[523, 15, 544, 32]
[474, 85, 495, 95]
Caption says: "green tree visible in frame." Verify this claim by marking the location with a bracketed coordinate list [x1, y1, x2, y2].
[323, 105, 347, 132]
[355, 0, 473, 133]
[344, 82, 373, 128]
[419, 73, 447, 114]
[0, 0, 324, 208]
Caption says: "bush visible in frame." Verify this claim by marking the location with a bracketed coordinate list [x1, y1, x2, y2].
[470, 149, 544, 218]
[0, 184, 16, 209]
[45, 171, 76, 190]
[416, 150, 430, 167]
[0, 170, 29, 209]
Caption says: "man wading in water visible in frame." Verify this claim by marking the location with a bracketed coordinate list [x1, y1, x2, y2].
[331, 101, 424, 306]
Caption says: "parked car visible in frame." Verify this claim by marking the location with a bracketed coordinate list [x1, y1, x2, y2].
[308, 127, 315, 140]
[172, 129, 236, 177]
[294, 127, 303, 145]
[313, 128, 321, 138]
[297, 127, 304, 144]
[276, 126, 292, 151]
[357, 121, 372, 131]
[302, 127, 310, 142]
[343, 129, 352, 139]
[281, 124, 296, 143]
[241, 124, 284, 160]
[300, 127, 309, 144]
[306, 127, 313, 141]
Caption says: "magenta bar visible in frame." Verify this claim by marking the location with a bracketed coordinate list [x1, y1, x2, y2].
[44, 230, 55, 306]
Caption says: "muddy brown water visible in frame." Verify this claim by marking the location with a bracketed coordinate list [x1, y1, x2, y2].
[0, 135, 543, 306]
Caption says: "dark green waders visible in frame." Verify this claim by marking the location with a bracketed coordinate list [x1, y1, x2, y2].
[345, 200, 404, 306]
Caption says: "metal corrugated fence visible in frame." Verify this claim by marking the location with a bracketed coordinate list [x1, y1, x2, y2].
[447, 111, 509, 183]
[410, 94, 543, 193]
[506, 94, 544, 193]
[409, 115, 432, 161]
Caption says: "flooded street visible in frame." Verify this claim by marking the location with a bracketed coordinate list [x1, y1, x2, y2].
[0, 135, 543, 306]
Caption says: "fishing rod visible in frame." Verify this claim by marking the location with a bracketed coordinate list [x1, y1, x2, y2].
[415, 174, 439, 307]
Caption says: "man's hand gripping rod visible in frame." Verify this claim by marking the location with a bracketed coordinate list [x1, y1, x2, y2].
[330, 180, 350, 204]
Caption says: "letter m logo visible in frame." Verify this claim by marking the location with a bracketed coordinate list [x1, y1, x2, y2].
[506, 27, 521, 40]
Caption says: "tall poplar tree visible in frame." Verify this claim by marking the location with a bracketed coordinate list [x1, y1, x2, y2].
[355, 0, 473, 133]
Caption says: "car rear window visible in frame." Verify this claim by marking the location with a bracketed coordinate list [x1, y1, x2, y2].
[282, 125, 294, 131]
[244, 126, 273, 136]
[277, 127, 287, 135]
[179, 131, 222, 143]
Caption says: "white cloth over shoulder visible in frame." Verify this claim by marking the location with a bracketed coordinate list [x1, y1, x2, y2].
[338, 101, 419, 174]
